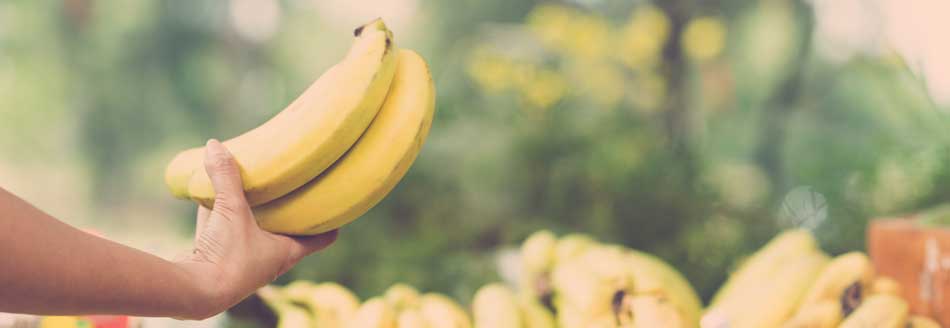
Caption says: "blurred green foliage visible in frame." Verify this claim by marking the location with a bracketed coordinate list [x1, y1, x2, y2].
[1, 0, 948, 311]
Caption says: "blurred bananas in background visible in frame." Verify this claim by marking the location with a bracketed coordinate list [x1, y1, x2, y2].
[163, 19, 436, 236]
[241, 228, 942, 327]
[703, 229, 938, 328]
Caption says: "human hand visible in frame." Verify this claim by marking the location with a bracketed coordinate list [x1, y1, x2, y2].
[175, 139, 338, 319]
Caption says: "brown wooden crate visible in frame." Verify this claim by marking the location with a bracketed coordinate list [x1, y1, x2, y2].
[868, 218, 950, 326]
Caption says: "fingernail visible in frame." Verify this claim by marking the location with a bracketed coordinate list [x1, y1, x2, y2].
[205, 139, 227, 156]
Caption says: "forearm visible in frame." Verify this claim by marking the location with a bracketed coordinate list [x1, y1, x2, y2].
[0, 187, 207, 317]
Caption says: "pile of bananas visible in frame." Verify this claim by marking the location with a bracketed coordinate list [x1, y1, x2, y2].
[703, 229, 941, 328]
[163, 19, 436, 235]
[255, 230, 704, 327]
[253, 229, 945, 327]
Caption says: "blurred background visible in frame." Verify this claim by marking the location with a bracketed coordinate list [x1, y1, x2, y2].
[1, 0, 949, 324]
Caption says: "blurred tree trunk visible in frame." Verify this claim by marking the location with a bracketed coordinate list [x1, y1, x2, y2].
[755, 0, 815, 205]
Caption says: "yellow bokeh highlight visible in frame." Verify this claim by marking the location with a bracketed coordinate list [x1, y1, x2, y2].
[466, 47, 515, 92]
[616, 6, 671, 70]
[526, 4, 575, 50]
[574, 61, 626, 108]
[512, 62, 567, 110]
[682, 17, 727, 61]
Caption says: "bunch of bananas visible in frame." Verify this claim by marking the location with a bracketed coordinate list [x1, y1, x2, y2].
[164, 19, 436, 235]
[702, 229, 942, 328]
[257, 281, 470, 328]
[511, 230, 702, 328]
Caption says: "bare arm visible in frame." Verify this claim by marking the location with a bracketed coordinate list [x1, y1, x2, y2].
[0, 139, 337, 319]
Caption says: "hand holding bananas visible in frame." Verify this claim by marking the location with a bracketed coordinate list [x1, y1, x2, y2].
[165, 19, 436, 236]
[0, 140, 334, 318]
[175, 139, 339, 318]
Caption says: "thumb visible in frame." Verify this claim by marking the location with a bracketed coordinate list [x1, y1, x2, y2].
[203, 139, 248, 213]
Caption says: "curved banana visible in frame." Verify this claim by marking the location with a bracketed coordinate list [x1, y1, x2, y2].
[253, 49, 436, 235]
[625, 294, 688, 328]
[838, 294, 908, 328]
[165, 18, 398, 207]
[472, 283, 523, 328]
[517, 295, 556, 328]
[906, 315, 941, 328]
[282, 281, 360, 327]
[800, 252, 874, 308]
[706, 250, 829, 328]
[419, 293, 472, 328]
[397, 308, 430, 328]
[781, 300, 842, 328]
[348, 298, 397, 328]
[164, 147, 203, 198]
[709, 229, 820, 307]
[520, 230, 558, 293]
[384, 283, 422, 311]
[551, 245, 697, 328]
[258, 285, 313, 328]
[554, 233, 598, 263]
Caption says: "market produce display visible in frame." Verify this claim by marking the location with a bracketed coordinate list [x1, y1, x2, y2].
[163, 19, 436, 235]
[21, 229, 944, 327]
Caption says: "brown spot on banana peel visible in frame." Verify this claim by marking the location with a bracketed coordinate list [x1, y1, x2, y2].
[841, 282, 862, 316]
[354, 25, 365, 36]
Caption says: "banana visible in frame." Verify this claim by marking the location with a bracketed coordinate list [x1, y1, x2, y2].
[164, 147, 203, 198]
[870, 276, 902, 296]
[397, 308, 430, 328]
[517, 294, 556, 328]
[551, 245, 698, 328]
[838, 294, 908, 328]
[795, 251, 874, 319]
[624, 294, 688, 328]
[258, 285, 314, 328]
[252, 49, 436, 235]
[282, 281, 360, 327]
[906, 315, 942, 328]
[472, 283, 523, 328]
[349, 298, 397, 328]
[781, 300, 842, 328]
[519, 230, 559, 312]
[419, 293, 472, 328]
[554, 233, 598, 263]
[706, 250, 829, 328]
[165, 18, 398, 207]
[709, 229, 820, 307]
[384, 283, 423, 311]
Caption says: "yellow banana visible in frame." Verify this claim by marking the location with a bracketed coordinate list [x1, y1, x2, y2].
[472, 283, 523, 328]
[519, 230, 558, 296]
[706, 250, 828, 328]
[282, 281, 360, 327]
[839, 294, 908, 328]
[906, 315, 942, 328]
[517, 295, 556, 328]
[384, 283, 422, 311]
[252, 49, 436, 235]
[870, 276, 902, 296]
[164, 147, 203, 198]
[554, 233, 598, 263]
[258, 285, 314, 328]
[397, 308, 430, 328]
[551, 245, 697, 328]
[709, 229, 820, 307]
[800, 252, 874, 308]
[624, 294, 688, 328]
[781, 300, 842, 328]
[349, 298, 397, 328]
[624, 250, 703, 326]
[165, 18, 398, 207]
[419, 293, 472, 328]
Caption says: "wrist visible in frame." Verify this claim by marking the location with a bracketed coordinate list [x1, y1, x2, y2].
[170, 261, 230, 320]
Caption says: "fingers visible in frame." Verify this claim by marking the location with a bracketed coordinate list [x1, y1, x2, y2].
[195, 206, 211, 243]
[203, 139, 249, 217]
[288, 230, 339, 259]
